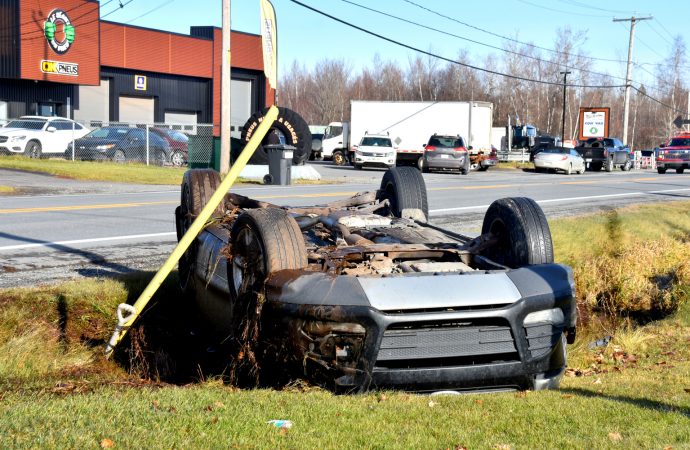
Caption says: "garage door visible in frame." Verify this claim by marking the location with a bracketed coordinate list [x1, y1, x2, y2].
[75, 80, 109, 124]
[165, 112, 197, 126]
[0, 101, 7, 122]
[231, 79, 252, 137]
[119, 96, 154, 124]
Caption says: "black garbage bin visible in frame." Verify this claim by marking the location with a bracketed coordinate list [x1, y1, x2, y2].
[264, 144, 294, 185]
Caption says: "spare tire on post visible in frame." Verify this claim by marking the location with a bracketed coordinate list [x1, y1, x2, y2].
[176, 169, 226, 294]
[377, 166, 429, 222]
[480, 197, 554, 268]
[238, 107, 312, 166]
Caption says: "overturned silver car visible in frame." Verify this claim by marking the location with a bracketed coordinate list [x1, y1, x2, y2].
[175, 167, 576, 393]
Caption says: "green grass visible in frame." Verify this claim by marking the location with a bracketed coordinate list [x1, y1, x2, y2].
[0, 156, 332, 186]
[1, 202, 690, 448]
[0, 185, 16, 194]
[497, 161, 532, 170]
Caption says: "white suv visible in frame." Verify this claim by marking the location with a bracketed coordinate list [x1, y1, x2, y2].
[0, 116, 90, 158]
[352, 133, 396, 170]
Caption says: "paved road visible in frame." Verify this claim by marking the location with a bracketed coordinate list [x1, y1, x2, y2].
[2, 166, 690, 287]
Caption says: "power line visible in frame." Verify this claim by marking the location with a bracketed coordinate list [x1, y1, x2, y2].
[645, 21, 673, 46]
[516, 0, 606, 18]
[401, 0, 684, 70]
[340, 0, 633, 84]
[124, 0, 176, 24]
[289, 0, 625, 89]
[632, 86, 688, 115]
[555, 0, 634, 14]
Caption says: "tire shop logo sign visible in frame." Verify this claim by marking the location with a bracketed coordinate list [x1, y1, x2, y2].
[44, 9, 75, 55]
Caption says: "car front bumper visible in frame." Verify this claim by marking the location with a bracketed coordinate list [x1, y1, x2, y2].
[656, 159, 690, 169]
[354, 152, 396, 167]
[263, 264, 576, 393]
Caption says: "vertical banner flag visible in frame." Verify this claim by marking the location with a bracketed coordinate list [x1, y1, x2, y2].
[260, 0, 277, 90]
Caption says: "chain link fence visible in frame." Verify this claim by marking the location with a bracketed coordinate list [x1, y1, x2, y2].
[0, 117, 216, 167]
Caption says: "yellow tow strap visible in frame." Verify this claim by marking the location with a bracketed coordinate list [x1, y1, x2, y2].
[105, 106, 280, 358]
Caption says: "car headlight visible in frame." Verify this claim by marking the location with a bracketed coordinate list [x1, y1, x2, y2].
[301, 320, 366, 364]
[524, 308, 565, 326]
[96, 144, 116, 150]
[9, 135, 26, 142]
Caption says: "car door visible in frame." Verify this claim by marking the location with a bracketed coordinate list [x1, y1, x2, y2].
[125, 128, 147, 161]
[43, 119, 71, 154]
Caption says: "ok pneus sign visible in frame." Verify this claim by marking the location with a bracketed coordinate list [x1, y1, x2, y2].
[40, 9, 79, 76]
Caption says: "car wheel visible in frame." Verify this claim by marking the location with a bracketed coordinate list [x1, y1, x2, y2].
[658, 168, 667, 174]
[377, 166, 429, 222]
[354, 164, 363, 170]
[470, 163, 480, 171]
[621, 160, 631, 171]
[239, 107, 311, 166]
[566, 163, 572, 175]
[676, 167, 685, 174]
[332, 150, 346, 166]
[605, 157, 614, 172]
[171, 150, 186, 167]
[112, 149, 126, 164]
[416, 156, 425, 171]
[228, 208, 307, 386]
[24, 141, 42, 159]
[477, 166, 489, 172]
[177, 169, 225, 294]
[154, 149, 168, 166]
[480, 197, 554, 268]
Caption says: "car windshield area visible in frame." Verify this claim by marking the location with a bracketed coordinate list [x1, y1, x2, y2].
[360, 137, 392, 147]
[5, 119, 47, 130]
[87, 128, 130, 139]
[669, 138, 690, 147]
[324, 126, 342, 139]
[428, 136, 465, 148]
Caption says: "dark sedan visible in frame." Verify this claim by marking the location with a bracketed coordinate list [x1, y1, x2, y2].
[67, 126, 171, 165]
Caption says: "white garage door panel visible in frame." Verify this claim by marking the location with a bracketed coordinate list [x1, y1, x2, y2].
[75, 80, 109, 123]
[164, 112, 197, 125]
[119, 96, 154, 124]
[231, 79, 252, 136]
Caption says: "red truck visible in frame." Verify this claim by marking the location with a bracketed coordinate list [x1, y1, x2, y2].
[656, 132, 690, 174]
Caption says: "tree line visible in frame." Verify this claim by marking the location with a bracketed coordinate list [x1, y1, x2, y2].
[279, 28, 688, 150]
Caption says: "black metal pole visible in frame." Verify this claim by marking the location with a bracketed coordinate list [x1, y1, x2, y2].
[560, 71, 571, 150]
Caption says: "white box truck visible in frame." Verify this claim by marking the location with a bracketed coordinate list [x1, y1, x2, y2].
[320, 100, 494, 168]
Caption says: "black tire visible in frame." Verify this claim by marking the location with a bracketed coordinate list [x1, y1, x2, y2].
[621, 160, 631, 171]
[605, 157, 614, 172]
[230, 208, 307, 299]
[112, 149, 126, 163]
[332, 150, 346, 166]
[177, 169, 225, 293]
[153, 149, 168, 166]
[239, 107, 311, 166]
[24, 141, 41, 159]
[478, 166, 489, 172]
[658, 168, 667, 174]
[676, 167, 685, 174]
[354, 164, 363, 170]
[416, 156, 425, 171]
[378, 166, 429, 222]
[480, 197, 554, 268]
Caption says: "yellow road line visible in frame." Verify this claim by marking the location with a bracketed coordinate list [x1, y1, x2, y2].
[0, 176, 672, 214]
[0, 200, 177, 214]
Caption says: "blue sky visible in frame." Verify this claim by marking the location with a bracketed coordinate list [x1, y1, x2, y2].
[102, 0, 687, 87]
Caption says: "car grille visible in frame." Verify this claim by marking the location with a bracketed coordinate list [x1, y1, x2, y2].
[362, 151, 387, 157]
[375, 321, 518, 368]
[524, 323, 563, 358]
[0, 136, 7, 143]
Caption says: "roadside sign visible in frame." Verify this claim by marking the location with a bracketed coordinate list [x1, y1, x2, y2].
[134, 75, 147, 91]
[579, 107, 610, 140]
[672, 115, 690, 128]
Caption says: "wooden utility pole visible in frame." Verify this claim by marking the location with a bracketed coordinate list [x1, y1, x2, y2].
[220, 0, 231, 174]
[613, 15, 652, 146]
[560, 70, 571, 149]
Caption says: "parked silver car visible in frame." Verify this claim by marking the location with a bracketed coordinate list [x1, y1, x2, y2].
[533, 148, 585, 175]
